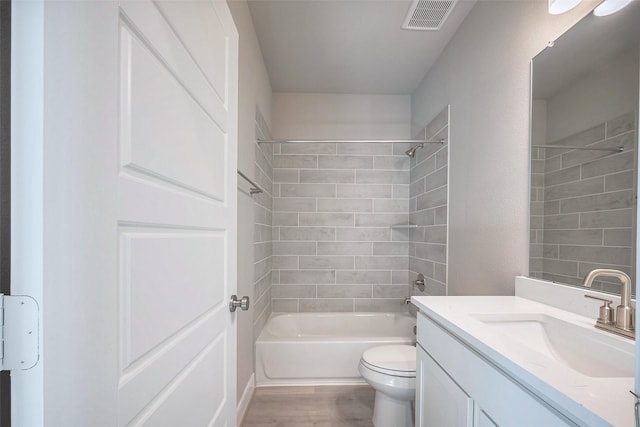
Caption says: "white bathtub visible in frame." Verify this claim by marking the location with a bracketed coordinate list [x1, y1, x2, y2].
[255, 312, 416, 385]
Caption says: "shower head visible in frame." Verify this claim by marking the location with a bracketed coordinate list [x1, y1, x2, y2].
[405, 143, 424, 158]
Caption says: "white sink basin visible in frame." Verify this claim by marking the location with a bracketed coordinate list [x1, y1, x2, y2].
[471, 312, 634, 378]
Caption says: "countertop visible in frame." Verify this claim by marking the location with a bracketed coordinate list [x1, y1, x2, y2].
[412, 294, 634, 427]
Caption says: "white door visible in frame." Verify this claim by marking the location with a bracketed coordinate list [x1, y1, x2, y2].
[11, 0, 238, 425]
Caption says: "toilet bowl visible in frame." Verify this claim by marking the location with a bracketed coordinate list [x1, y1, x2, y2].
[358, 344, 416, 427]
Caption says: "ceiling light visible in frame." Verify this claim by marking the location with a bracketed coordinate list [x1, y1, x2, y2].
[548, 0, 582, 14]
[593, 0, 632, 16]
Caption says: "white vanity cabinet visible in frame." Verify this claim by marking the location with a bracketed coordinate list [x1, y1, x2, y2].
[416, 312, 573, 427]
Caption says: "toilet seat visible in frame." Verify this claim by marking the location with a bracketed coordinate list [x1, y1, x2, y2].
[360, 345, 416, 378]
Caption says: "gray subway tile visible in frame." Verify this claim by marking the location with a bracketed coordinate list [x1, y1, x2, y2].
[272, 155, 317, 169]
[410, 178, 425, 197]
[299, 256, 354, 270]
[416, 186, 447, 210]
[299, 213, 354, 227]
[272, 256, 298, 269]
[603, 229, 633, 247]
[280, 183, 336, 197]
[273, 198, 316, 212]
[337, 143, 393, 155]
[300, 169, 355, 184]
[317, 198, 372, 213]
[558, 245, 631, 265]
[273, 169, 299, 183]
[273, 212, 299, 226]
[560, 190, 634, 213]
[374, 156, 410, 170]
[355, 256, 408, 270]
[424, 166, 448, 192]
[336, 270, 391, 284]
[372, 242, 409, 255]
[542, 229, 603, 245]
[354, 299, 406, 313]
[545, 165, 580, 187]
[373, 285, 409, 298]
[434, 263, 446, 282]
[317, 242, 372, 255]
[580, 209, 633, 228]
[543, 176, 604, 201]
[280, 270, 336, 284]
[393, 185, 410, 198]
[338, 184, 392, 198]
[542, 259, 578, 277]
[299, 299, 353, 312]
[336, 227, 390, 242]
[423, 225, 447, 244]
[374, 199, 410, 213]
[356, 170, 409, 185]
[317, 155, 373, 169]
[581, 152, 634, 179]
[317, 285, 372, 298]
[272, 299, 298, 312]
[434, 206, 447, 225]
[281, 142, 336, 155]
[272, 284, 316, 298]
[280, 227, 335, 241]
[435, 146, 448, 169]
[392, 270, 409, 284]
[543, 244, 559, 258]
[411, 209, 435, 227]
[273, 242, 316, 256]
[605, 170, 634, 192]
[415, 243, 446, 263]
[410, 257, 435, 277]
[355, 213, 409, 227]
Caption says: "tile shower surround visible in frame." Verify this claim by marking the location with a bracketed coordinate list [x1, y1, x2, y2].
[270, 141, 412, 312]
[409, 107, 449, 297]
[253, 109, 273, 336]
[530, 112, 637, 291]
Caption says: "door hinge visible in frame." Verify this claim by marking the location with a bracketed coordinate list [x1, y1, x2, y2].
[0, 294, 39, 371]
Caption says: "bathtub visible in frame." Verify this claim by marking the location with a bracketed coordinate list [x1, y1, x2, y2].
[255, 312, 416, 385]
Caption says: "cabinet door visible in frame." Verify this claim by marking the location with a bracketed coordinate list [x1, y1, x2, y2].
[416, 344, 473, 427]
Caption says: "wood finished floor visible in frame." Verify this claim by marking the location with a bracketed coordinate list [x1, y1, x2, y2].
[241, 385, 375, 427]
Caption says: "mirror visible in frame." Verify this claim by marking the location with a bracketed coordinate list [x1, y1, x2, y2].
[529, 5, 640, 295]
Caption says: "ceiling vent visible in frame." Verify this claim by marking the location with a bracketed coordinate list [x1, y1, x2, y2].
[402, 0, 459, 31]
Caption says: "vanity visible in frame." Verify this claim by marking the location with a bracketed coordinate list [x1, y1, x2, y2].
[412, 276, 635, 426]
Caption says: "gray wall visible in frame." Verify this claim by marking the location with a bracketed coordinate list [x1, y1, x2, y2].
[410, 106, 449, 297]
[411, 1, 596, 296]
[270, 93, 412, 312]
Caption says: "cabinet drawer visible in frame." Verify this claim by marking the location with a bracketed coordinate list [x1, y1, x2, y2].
[417, 312, 574, 426]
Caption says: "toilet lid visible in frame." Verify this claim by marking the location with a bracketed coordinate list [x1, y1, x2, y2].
[361, 345, 416, 377]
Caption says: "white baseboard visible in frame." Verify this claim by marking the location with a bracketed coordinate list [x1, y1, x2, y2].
[237, 373, 255, 426]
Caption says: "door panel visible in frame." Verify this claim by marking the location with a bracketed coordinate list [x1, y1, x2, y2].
[11, 0, 238, 425]
[117, 1, 238, 425]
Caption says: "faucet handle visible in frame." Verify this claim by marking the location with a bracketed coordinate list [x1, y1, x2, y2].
[584, 294, 614, 325]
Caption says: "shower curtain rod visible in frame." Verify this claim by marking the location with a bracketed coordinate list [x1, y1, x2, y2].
[258, 139, 444, 144]
[532, 145, 624, 152]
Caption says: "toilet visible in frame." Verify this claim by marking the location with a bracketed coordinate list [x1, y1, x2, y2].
[358, 344, 416, 427]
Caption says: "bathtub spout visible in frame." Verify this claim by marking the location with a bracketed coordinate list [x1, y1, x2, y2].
[403, 297, 412, 305]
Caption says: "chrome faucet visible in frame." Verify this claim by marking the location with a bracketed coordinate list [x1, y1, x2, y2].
[583, 269, 634, 339]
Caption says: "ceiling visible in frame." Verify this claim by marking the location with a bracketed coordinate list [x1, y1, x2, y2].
[247, 0, 477, 95]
